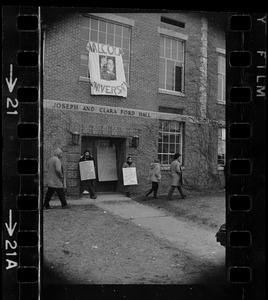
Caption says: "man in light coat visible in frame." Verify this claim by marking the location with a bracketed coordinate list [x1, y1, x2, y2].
[167, 153, 186, 200]
[144, 159, 161, 199]
[43, 148, 70, 209]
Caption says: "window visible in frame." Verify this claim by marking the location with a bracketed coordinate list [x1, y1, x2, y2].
[159, 36, 184, 93]
[217, 54, 226, 103]
[161, 16, 185, 28]
[158, 120, 183, 165]
[218, 128, 226, 166]
[79, 16, 131, 83]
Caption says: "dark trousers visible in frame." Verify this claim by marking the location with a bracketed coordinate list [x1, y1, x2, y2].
[146, 182, 159, 198]
[168, 185, 185, 199]
[80, 180, 96, 197]
[44, 187, 67, 207]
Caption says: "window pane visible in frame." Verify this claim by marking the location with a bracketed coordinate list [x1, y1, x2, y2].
[170, 134, 175, 142]
[91, 18, 98, 30]
[170, 122, 176, 132]
[165, 37, 171, 49]
[122, 37, 129, 49]
[107, 33, 114, 45]
[81, 17, 90, 28]
[122, 26, 130, 38]
[163, 134, 169, 143]
[175, 144, 181, 154]
[158, 143, 162, 153]
[115, 24, 122, 36]
[99, 31, 106, 44]
[90, 30, 98, 42]
[162, 122, 169, 132]
[107, 23, 114, 34]
[123, 49, 129, 61]
[115, 35, 122, 47]
[176, 134, 181, 143]
[177, 41, 183, 61]
[79, 65, 88, 77]
[162, 155, 168, 164]
[170, 143, 175, 153]
[175, 123, 181, 132]
[80, 39, 89, 52]
[165, 47, 171, 59]
[99, 20, 106, 32]
[163, 143, 169, 153]
[218, 76, 223, 100]
[171, 39, 178, 60]
[175, 66, 182, 92]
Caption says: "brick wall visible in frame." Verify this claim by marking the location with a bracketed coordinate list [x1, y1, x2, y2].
[43, 10, 226, 196]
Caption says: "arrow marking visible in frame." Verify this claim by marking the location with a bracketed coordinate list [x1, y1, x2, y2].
[5, 64, 17, 93]
[5, 209, 17, 237]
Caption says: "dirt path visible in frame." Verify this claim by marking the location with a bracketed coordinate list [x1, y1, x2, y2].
[94, 195, 225, 266]
[43, 193, 225, 287]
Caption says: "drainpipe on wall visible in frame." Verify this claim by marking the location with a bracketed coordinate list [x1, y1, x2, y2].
[200, 17, 208, 119]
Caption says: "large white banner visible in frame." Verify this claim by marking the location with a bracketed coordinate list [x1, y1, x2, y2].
[79, 160, 96, 181]
[122, 167, 138, 186]
[97, 147, 118, 182]
[87, 41, 127, 97]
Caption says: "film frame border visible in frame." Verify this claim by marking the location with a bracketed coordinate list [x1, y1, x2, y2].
[226, 12, 266, 299]
[1, 7, 266, 300]
[2, 6, 40, 300]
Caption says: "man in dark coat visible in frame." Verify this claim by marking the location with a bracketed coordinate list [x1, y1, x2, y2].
[79, 150, 97, 199]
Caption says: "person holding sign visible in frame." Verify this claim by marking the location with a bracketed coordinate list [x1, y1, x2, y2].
[79, 150, 97, 199]
[122, 156, 136, 197]
[43, 148, 70, 209]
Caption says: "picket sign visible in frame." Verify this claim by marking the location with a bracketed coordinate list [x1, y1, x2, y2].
[79, 160, 96, 180]
[122, 167, 137, 186]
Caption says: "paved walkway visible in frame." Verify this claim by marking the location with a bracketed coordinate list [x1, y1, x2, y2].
[49, 192, 225, 266]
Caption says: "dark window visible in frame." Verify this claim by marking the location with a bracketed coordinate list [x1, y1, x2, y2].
[159, 106, 183, 115]
[161, 16, 185, 28]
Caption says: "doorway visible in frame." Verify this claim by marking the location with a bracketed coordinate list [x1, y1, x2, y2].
[81, 136, 126, 193]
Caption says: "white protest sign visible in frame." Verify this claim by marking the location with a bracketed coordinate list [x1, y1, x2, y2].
[122, 167, 137, 186]
[97, 147, 118, 182]
[79, 160, 96, 180]
[87, 41, 127, 97]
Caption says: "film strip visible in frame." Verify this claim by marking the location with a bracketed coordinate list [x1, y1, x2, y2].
[2, 6, 40, 300]
[1, 7, 266, 300]
[226, 13, 266, 299]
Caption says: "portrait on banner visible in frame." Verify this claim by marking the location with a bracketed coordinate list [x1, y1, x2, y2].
[87, 41, 127, 97]
[100, 56, 117, 81]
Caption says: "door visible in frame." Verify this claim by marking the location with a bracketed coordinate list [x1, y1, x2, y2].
[95, 139, 117, 192]
[81, 137, 126, 193]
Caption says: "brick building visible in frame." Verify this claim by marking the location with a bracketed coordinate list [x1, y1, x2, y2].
[42, 9, 227, 196]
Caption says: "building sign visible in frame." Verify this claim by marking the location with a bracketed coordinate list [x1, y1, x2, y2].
[87, 42, 127, 97]
[122, 167, 138, 186]
[44, 99, 225, 126]
[79, 160, 96, 180]
[97, 147, 118, 182]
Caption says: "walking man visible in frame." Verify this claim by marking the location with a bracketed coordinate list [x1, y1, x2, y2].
[167, 153, 186, 200]
[79, 150, 97, 199]
[144, 159, 161, 200]
[43, 148, 70, 209]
